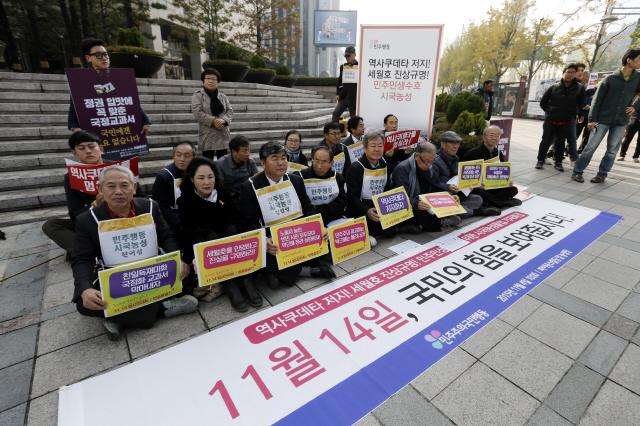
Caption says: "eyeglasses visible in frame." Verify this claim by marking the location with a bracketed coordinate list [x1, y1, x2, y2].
[286, 139, 300, 143]
[204, 77, 218, 82]
[327, 132, 341, 137]
[88, 52, 109, 59]
[564, 71, 576, 75]
[486, 134, 501, 139]
[417, 155, 434, 166]
[313, 159, 331, 166]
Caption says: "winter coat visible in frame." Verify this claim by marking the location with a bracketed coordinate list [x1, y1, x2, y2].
[191, 88, 233, 151]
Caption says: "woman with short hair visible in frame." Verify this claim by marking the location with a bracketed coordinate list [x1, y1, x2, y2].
[192, 68, 233, 160]
[284, 130, 308, 167]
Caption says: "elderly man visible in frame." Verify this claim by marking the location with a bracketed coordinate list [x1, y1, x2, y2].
[392, 142, 463, 232]
[433, 131, 501, 216]
[239, 141, 336, 289]
[151, 141, 196, 238]
[332, 46, 358, 123]
[217, 135, 258, 209]
[318, 122, 352, 176]
[463, 126, 520, 208]
[73, 165, 196, 341]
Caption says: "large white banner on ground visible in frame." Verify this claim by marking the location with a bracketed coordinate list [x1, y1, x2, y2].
[357, 25, 443, 140]
[58, 197, 621, 426]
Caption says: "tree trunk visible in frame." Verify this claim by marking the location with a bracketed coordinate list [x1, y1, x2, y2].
[68, 0, 83, 56]
[79, 0, 91, 38]
[122, 1, 136, 28]
[59, 0, 79, 58]
[0, 0, 19, 67]
[25, 5, 44, 71]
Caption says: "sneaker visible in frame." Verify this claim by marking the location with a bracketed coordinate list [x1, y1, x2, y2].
[503, 198, 523, 207]
[590, 174, 606, 183]
[544, 158, 553, 165]
[397, 222, 422, 233]
[617, 156, 625, 161]
[571, 173, 584, 183]
[162, 295, 198, 317]
[634, 158, 640, 163]
[554, 163, 564, 172]
[368, 236, 378, 247]
[441, 215, 462, 228]
[102, 318, 123, 341]
[535, 161, 544, 169]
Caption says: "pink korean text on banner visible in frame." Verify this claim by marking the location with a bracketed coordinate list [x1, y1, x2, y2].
[328, 216, 371, 264]
[65, 68, 148, 161]
[65, 157, 140, 195]
[419, 192, 466, 218]
[383, 130, 421, 151]
[357, 25, 443, 141]
[58, 197, 622, 426]
[270, 214, 329, 270]
[489, 118, 513, 161]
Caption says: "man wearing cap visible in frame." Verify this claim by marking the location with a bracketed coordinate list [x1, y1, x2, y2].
[332, 46, 358, 123]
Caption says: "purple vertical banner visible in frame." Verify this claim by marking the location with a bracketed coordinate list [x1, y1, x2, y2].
[65, 68, 149, 160]
[489, 118, 513, 161]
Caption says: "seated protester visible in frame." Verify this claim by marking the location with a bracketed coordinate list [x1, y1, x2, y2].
[383, 114, 412, 175]
[72, 165, 195, 341]
[178, 157, 261, 311]
[462, 126, 521, 208]
[151, 142, 196, 239]
[69, 39, 150, 135]
[318, 122, 352, 177]
[346, 131, 417, 246]
[392, 142, 470, 233]
[432, 131, 501, 216]
[284, 130, 308, 167]
[298, 145, 348, 225]
[239, 141, 336, 289]
[217, 135, 258, 209]
[42, 131, 146, 258]
[342, 115, 365, 163]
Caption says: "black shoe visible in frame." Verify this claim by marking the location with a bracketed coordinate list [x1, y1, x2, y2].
[554, 163, 564, 172]
[590, 174, 606, 183]
[571, 173, 584, 183]
[310, 264, 337, 279]
[223, 280, 248, 312]
[481, 201, 490, 208]
[265, 273, 280, 290]
[102, 318, 123, 341]
[396, 223, 422, 233]
[503, 199, 522, 207]
[65, 252, 72, 262]
[535, 161, 544, 169]
[479, 207, 502, 216]
[237, 277, 262, 308]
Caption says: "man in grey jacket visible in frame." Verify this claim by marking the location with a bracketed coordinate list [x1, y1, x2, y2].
[217, 135, 258, 209]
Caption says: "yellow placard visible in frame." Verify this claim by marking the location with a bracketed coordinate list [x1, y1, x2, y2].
[419, 192, 467, 218]
[98, 251, 182, 318]
[457, 160, 483, 190]
[483, 162, 512, 189]
[270, 214, 329, 270]
[372, 187, 414, 230]
[193, 229, 266, 286]
[98, 213, 153, 233]
[286, 162, 308, 173]
[484, 156, 500, 164]
[328, 217, 370, 264]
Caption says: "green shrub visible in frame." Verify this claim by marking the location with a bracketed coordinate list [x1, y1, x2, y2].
[434, 111, 446, 120]
[115, 28, 144, 48]
[108, 45, 164, 57]
[276, 65, 290, 76]
[435, 116, 448, 124]
[295, 77, 339, 86]
[474, 113, 487, 135]
[216, 42, 229, 60]
[228, 44, 241, 60]
[433, 121, 453, 133]
[442, 94, 453, 112]
[273, 75, 296, 80]
[249, 54, 267, 69]
[460, 134, 484, 149]
[430, 130, 445, 145]
[452, 111, 476, 135]
[247, 68, 275, 74]
[202, 59, 247, 67]
[464, 94, 487, 116]
[445, 94, 466, 123]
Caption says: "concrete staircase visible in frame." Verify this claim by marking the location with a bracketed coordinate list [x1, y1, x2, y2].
[0, 73, 334, 227]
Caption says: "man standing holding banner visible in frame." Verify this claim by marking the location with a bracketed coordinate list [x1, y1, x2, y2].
[72, 165, 195, 341]
[239, 142, 336, 289]
[332, 46, 358, 123]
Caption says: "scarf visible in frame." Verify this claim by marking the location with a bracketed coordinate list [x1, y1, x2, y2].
[417, 167, 441, 195]
[195, 188, 218, 203]
[204, 88, 225, 116]
[285, 146, 301, 163]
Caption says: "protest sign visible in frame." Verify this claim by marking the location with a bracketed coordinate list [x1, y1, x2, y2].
[489, 118, 513, 161]
[59, 197, 621, 426]
[372, 187, 413, 229]
[66, 68, 148, 161]
[286, 162, 308, 174]
[383, 130, 421, 151]
[194, 229, 266, 286]
[484, 156, 500, 164]
[65, 157, 139, 195]
[483, 162, 512, 189]
[457, 160, 483, 190]
[270, 214, 329, 269]
[328, 216, 370, 264]
[98, 251, 182, 318]
[97, 214, 157, 267]
[342, 64, 359, 84]
[419, 192, 466, 218]
[357, 25, 443, 139]
[347, 141, 364, 163]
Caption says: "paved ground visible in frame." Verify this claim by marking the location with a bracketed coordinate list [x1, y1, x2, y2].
[2, 117, 640, 425]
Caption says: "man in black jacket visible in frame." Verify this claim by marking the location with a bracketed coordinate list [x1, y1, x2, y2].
[535, 63, 586, 171]
[42, 131, 146, 258]
[332, 46, 358, 123]
[463, 126, 521, 208]
[239, 142, 335, 289]
[73, 166, 195, 340]
[473, 80, 494, 120]
[318, 122, 352, 177]
[343, 115, 365, 163]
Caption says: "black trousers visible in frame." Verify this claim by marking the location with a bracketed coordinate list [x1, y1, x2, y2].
[538, 121, 569, 163]
[332, 98, 355, 123]
[620, 125, 640, 159]
[412, 209, 442, 232]
[42, 218, 76, 253]
[202, 149, 228, 160]
[266, 255, 303, 287]
[366, 216, 397, 238]
[473, 186, 518, 209]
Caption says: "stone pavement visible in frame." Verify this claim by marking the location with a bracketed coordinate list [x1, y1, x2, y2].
[2, 117, 640, 425]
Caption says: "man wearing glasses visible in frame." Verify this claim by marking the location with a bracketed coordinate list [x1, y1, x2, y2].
[318, 122, 352, 177]
[332, 46, 358, 123]
[534, 63, 585, 171]
[68, 39, 151, 136]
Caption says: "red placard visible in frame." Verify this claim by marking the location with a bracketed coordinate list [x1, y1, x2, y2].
[384, 130, 421, 151]
[66, 157, 139, 194]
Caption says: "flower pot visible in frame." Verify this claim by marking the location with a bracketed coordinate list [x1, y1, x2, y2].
[206, 63, 250, 83]
[272, 77, 297, 88]
[244, 72, 276, 85]
[108, 52, 165, 78]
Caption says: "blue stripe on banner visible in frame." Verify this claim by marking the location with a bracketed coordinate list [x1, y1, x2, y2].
[275, 210, 621, 426]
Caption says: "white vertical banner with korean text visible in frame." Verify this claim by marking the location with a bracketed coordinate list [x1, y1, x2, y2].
[59, 197, 621, 426]
[357, 25, 443, 140]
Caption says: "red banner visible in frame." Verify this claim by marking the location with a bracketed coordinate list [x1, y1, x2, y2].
[66, 157, 139, 194]
[384, 130, 421, 151]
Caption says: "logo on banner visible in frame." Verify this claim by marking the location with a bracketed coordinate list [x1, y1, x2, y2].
[424, 330, 443, 349]
[94, 82, 115, 94]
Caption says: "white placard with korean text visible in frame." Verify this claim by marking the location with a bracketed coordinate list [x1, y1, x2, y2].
[357, 25, 443, 140]
[59, 197, 620, 426]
